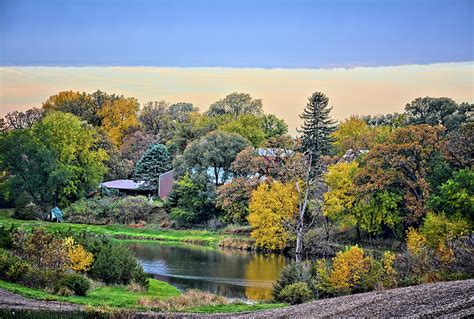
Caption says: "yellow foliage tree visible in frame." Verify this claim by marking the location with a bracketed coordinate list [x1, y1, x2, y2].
[331, 116, 390, 155]
[329, 246, 372, 293]
[98, 97, 139, 146]
[323, 161, 360, 228]
[63, 237, 94, 272]
[248, 181, 298, 251]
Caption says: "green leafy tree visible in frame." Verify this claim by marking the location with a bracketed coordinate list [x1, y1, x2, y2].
[428, 168, 474, 222]
[134, 143, 172, 194]
[219, 114, 266, 147]
[168, 173, 217, 227]
[405, 97, 472, 131]
[206, 92, 263, 117]
[0, 111, 107, 211]
[261, 114, 288, 139]
[177, 131, 250, 185]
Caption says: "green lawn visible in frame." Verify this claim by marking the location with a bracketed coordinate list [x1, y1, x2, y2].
[0, 209, 230, 247]
[0, 279, 180, 308]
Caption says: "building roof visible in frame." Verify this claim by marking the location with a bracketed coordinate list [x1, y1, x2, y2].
[256, 148, 294, 157]
[101, 179, 146, 190]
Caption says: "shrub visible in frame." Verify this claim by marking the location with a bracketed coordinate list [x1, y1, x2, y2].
[278, 282, 312, 305]
[170, 207, 197, 228]
[12, 193, 42, 220]
[133, 265, 150, 291]
[421, 212, 471, 251]
[11, 228, 69, 271]
[328, 246, 372, 294]
[65, 196, 159, 225]
[55, 273, 90, 296]
[63, 236, 94, 272]
[273, 261, 313, 301]
[88, 240, 140, 285]
[0, 224, 17, 249]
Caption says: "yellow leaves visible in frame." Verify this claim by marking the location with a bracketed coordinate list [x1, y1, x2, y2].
[406, 227, 427, 257]
[407, 213, 470, 265]
[329, 246, 372, 293]
[323, 161, 359, 227]
[98, 97, 139, 147]
[63, 237, 94, 272]
[247, 181, 299, 251]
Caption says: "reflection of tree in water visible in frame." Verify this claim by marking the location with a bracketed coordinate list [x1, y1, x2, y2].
[128, 243, 288, 300]
[244, 253, 287, 300]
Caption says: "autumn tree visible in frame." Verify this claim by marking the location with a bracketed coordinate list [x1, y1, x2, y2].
[63, 237, 94, 272]
[231, 137, 306, 183]
[134, 144, 172, 194]
[98, 97, 139, 146]
[206, 92, 263, 118]
[442, 123, 473, 169]
[248, 181, 299, 250]
[324, 162, 360, 231]
[42, 90, 121, 126]
[331, 116, 390, 155]
[355, 124, 444, 227]
[216, 176, 259, 224]
[176, 131, 250, 186]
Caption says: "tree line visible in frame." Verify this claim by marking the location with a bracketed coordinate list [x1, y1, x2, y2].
[0, 90, 472, 258]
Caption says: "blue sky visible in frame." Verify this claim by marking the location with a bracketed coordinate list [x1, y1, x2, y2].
[1, 0, 472, 68]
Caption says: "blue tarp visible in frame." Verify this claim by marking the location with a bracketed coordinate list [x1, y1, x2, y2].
[50, 207, 63, 222]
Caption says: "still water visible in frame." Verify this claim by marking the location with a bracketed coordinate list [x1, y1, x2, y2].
[127, 242, 289, 301]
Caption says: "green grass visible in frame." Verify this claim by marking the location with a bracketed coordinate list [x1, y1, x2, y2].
[0, 209, 230, 247]
[0, 279, 180, 308]
[0, 279, 286, 314]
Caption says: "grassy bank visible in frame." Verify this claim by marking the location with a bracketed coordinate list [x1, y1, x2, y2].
[0, 278, 180, 308]
[0, 279, 285, 314]
[0, 209, 233, 247]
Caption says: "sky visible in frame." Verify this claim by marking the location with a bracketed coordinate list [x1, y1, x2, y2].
[0, 0, 473, 132]
[1, 0, 473, 68]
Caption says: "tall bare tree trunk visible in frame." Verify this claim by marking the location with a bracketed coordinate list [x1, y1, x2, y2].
[295, 154, 313, 262]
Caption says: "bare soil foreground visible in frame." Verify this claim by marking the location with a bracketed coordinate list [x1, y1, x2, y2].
[1, 279, 473, 318]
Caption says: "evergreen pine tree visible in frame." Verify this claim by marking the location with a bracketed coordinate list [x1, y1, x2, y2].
[134, 143, 172, 194]
[294, 92, 336, 262]
[298, 92, 336, 167]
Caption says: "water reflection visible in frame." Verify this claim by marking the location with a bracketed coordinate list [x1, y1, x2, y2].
[127, 242, 288, 301]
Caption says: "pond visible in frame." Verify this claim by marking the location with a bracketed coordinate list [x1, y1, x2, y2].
[127, 242, 289, 301]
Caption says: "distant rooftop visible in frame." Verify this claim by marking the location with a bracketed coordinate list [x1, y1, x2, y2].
[101, 179, 146, 190]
